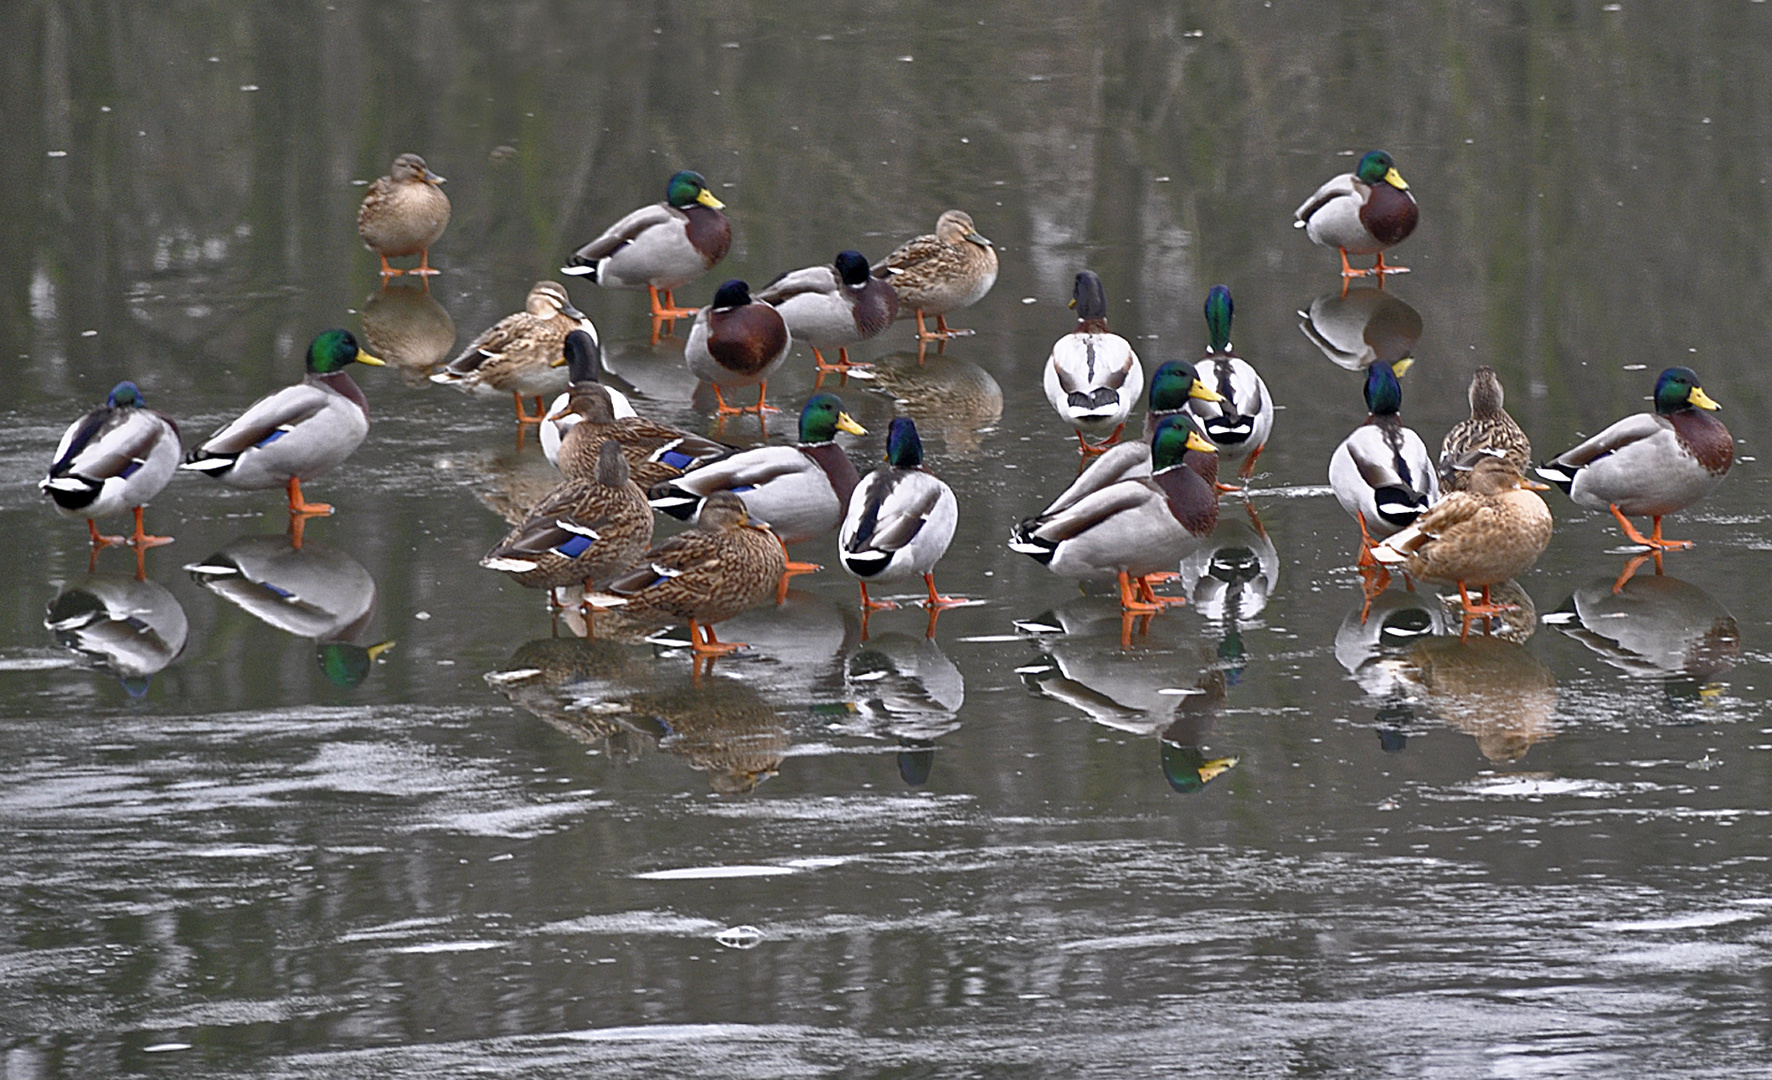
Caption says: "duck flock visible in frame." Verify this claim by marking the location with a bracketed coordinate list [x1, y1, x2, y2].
[40, 150, 1735, 663]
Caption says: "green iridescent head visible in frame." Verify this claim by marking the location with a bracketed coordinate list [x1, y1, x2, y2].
[666, 170, 724, 211]
[1148, 360, 1222, 413]
[1204, 285, 1234, 353]
[106, 381, 144, 408]
[798, 393, 867, 443]
[306, 329, 384, 374]
[1151, 415, 1215, 470]
[317, 640, 395, 687]
[1653, 366, 1721, 414]
[1356, 150, 1408, 191]
[1161, 741, 1237, 794]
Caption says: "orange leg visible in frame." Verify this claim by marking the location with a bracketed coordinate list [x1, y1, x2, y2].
[1237, 442, 1265, 481]
[1338, 248, 1368, 280]
[378, 254, 403, 278]
[1134, 574, 1189, 609]
[126, 506, 173, 550]
[1117, 608, 1154, 649]
[286, 477, 333, 516]
[812, 345, 870, 374]
[412, 247, 439, 277]
[710, 384, 748, 416]
[749, 382, 779, 415]
[87, 519, 126, 548]
[512, 392, 548, 425]
[1354, 511, 1379, 567]
[922, 572, 964, 610]
[1358, 564, 1392, 625]
[1115, 570, 1162, 615]
[1076, 424, 1124, 456]
[689, 618, 745, 656]
[1372, 251, 1409, 279]
[287, 511, 309, 551]
[1456, 581, 1519, 618]
[1609, 505, 1693, 550]
[859, 582, 898, 611]
[1611, 549, 1664, 594]
[777, 537, 820, 604]
[648, 285, 699, 321]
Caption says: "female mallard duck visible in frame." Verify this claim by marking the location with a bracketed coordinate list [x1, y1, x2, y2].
[590, 491, 787, 656]
[1142, 359, 1226, 439]
[480, 440, 654, 608]
[1440, 366, 1530, 492]
[1373, 452, 1553, 619]
[1536, 366, 1732, 550]
[540, 329, 636, 467]
[650, 393, 865, 589]
[684, 279, 792, 415]
[430, 281, 592, 424]
[181, 329, 384, 518]
[562, 170, 731, 321]
[1187, 285, 1274, 486]
[40, 381, 181, 550]
[1294, 150, 1418, 279]
[871, 210, 999, 342]
[1328, 360, 1438, 559]
[554, 384, 732, 490]
[358, 153, 450, 278]
[756, 250, 899, 374]
[1010, 416, 1220, 613]
[838, 417, 960, 611]
[1043, 270, 1144, 454]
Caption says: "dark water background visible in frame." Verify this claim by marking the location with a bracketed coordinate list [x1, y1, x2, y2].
[3, 3, 1771, 1077]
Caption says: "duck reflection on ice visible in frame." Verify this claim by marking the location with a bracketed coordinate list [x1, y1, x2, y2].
[842, 630, 964, 787]
[631, 673, 788, 795]
[44, 572, 189, 696]
[360, 281, 455, 383]
[1178, 504, 1279, 684]
[860, 349, 1004, 453]
[185, 535, 392, 687]
[486, 637, 661, 762]
[1159, 669, 1238, 794]
[1336, 588, 1444, 753]
[1545, 571, 1739, 703]
[1296, 286, 1422, 371]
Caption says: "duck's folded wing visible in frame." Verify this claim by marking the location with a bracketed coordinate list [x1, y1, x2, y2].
[192, 386, 329, 456]
[673, 446, 812, 494]
[1028, 482, 1156, 544]
[846, 474, 941, 553]
[756, 264, 838, 304]
[1546, 413, 1665, 468]
[442, 313, 528, 374]
[1294, 172, 1359, 224]
[1038, 441, 1153, 518]
[571, 203, 678, 263]
[54, 411, 170, 481]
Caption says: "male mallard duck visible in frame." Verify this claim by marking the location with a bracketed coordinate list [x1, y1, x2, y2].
[181, 329, 384, 518]
[1440, 366, 1530, 492]
[1043, 270, 1144, 454]
[1294, 150, 1419, 279]
[554, 384, 733, 490]
[872, 210, 999, 342]
[1297, 286, 1423, 371]
[1373, 453, 1553, 619]
[1010, 416, 1220, 613]
[1187, 285, 1274, 486]
[540, 329, 636, 466]
[1536, 366, 1732, 551]
[684, 279, 791, 416]
[46, 573, 189, 694]
[650, 393, 865, 590]
[756, 250, 899, 374]
[430, 281, 591, 424]
[590, 491, 787, 656]
[41, 381, 181, 550]
[480, 440, 654, 608]
[357, 153, 450, 278]
[1142, 359, 1226, 439]
[562, 169, 731, 321]
[838, 417, 960, 612]
[1329, 361, 1437, 562]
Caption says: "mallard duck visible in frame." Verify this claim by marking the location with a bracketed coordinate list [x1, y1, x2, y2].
[1297, 286, 1423, 371]
[756, 250, 899, 373]
[590, 491, 787, 656]
[540, 329, 636, 467]
[181, 329, 384, 518]
[1372, 453, 1553, 619]
[40, 381, 181, 550]
[562, 169, 731, 321]
[1440, 366, 1530, 492]
[1188, 285, 1274, 486]
[650, 394, 865, 591]
[1043, 270, 1144, 454]
[1294, 150, 1419, 279]
[683, 279, 791, 415]
[553, 383, 731, 490]
[871, 210, 999, 342]
[357, 153, 450, 278]
[1142, 359, 1226, 439]
[1328, 361, 1438, 558]
[430, 281, 591, 424]
[838, 417, 960, 612]
[480, 439, 654, 608]
[1535, 366, 1732, 550]
[1547, 573, 1739, 685]
[45, 573, 189, 694]
[1010, 416, 1220, 613]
